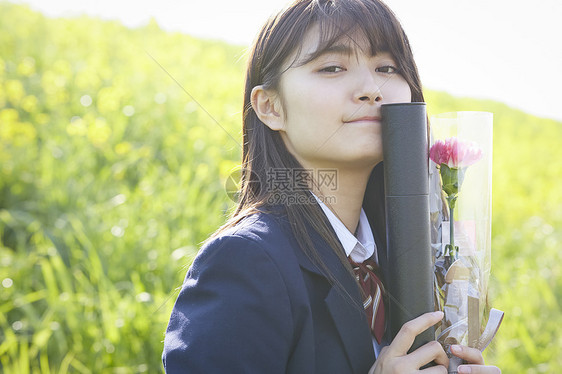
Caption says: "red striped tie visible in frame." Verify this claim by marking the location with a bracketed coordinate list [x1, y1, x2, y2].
[348, 258, 386, 344]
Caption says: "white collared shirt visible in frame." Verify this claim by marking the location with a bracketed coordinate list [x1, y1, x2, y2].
[312, 194, 378, 264]
[311, 192, 387, 358]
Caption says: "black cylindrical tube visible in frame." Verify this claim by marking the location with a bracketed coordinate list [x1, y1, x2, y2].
[381, 102, 434, 352]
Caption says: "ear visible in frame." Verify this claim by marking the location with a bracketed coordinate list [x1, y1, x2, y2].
[250, 85, 285, 131]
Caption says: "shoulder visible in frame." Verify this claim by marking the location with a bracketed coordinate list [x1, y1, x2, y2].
[220, 208, 292, 244]
[191, 210, 296, 274]
[163, 210, 300, 372]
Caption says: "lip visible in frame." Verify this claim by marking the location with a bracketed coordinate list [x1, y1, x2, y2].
[344, 116, 381, 123]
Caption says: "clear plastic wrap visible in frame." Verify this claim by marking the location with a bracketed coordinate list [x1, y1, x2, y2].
[429, 112, 504, 373]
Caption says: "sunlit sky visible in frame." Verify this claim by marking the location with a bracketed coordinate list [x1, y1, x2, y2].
[14, 0, 562, 121]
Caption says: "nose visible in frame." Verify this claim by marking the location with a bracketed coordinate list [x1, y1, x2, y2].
[358, 93, 382, 102]
[354, 70, 383, 103]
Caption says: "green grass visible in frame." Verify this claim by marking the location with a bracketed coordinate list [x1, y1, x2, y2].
[1, 3, 561, 372]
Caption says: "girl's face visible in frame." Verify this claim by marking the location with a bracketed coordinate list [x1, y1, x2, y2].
[275, 26, 412, 172]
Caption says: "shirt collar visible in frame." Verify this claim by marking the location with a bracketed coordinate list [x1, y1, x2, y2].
[311, 192, 377, 263]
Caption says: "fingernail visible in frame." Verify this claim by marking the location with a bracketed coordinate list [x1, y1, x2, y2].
[458, 366, 471, 373]
[433, 311, 444, 318]
[451, 344, 462, 353]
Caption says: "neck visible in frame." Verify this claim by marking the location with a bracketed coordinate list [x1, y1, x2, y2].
[311, 166, 373, 234]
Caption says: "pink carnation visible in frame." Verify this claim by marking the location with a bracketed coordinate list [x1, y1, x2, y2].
[430, 137, 483, 168]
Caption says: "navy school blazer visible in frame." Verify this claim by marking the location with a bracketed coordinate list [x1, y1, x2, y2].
[162, 204, 388, 374]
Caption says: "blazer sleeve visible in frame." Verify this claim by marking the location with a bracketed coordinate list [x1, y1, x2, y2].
[162, 234, 294, 373]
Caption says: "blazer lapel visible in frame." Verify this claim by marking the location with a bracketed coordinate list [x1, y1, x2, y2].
[291, 221, 375, 374]
[325, 281, 376, 374]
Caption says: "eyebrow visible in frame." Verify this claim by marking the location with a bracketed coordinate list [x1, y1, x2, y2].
[317, 44, 356, 56]
[299, 44, 357, 65]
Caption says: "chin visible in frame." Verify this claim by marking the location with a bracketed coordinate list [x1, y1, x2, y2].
[335, 153, 382, 171]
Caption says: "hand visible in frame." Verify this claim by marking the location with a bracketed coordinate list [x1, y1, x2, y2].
[368, 311, 448, 374]
[451, 345, 501, 374]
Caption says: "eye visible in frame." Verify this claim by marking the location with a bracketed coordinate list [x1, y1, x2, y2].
[375, 65, 399, 74]
[319, 65, 346, 73]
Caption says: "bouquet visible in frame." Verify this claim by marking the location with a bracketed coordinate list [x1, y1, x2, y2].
[429, 112, 504, 373]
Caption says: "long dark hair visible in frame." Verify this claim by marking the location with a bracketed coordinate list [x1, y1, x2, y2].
[211, 0, 425, 291]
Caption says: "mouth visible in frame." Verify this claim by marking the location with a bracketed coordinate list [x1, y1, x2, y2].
[344, 116, 381, 123]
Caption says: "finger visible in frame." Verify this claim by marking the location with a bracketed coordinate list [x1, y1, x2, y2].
[407, 340, 448, 368]
[421, 365, 448, 374]
[450, 345, 484, 365]
[389, 311, 444, 355]
[457, 365, 501, 374]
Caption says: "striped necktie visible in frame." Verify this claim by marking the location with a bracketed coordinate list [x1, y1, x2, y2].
[348, 257, 386, 344]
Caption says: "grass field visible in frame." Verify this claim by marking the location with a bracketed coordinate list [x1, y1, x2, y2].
[1, 3, 561, 373]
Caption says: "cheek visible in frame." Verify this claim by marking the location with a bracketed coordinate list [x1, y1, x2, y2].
[284, 84, 337, 125]
[385, 79, 412, 103]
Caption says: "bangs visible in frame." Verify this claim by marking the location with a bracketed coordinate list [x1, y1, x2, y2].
[294, 0, 408, 66]
[252, 0, 422, 101]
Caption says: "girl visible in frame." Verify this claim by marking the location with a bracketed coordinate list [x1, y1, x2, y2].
[163, 0, 501, 373]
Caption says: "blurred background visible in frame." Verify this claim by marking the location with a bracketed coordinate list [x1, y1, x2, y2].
[0, 0, 560, 372]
